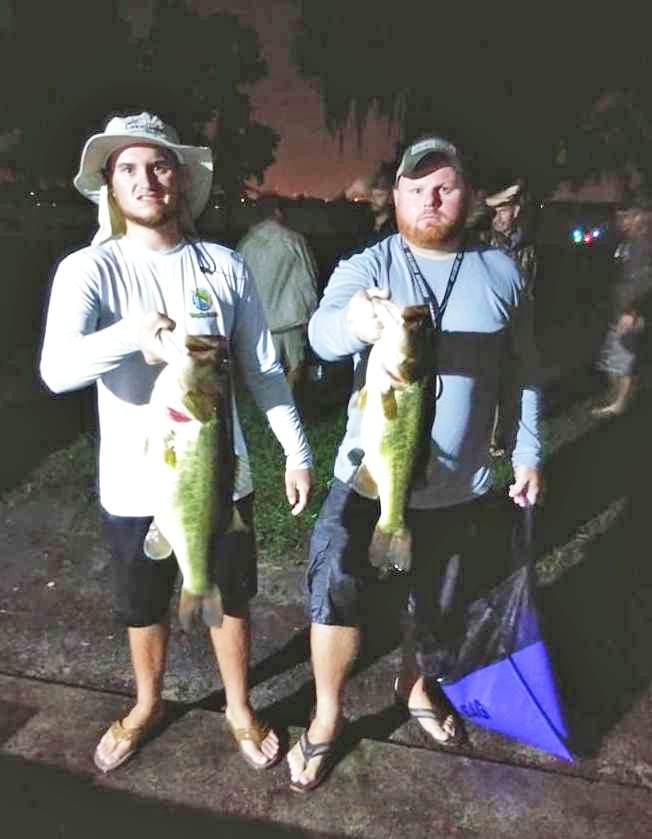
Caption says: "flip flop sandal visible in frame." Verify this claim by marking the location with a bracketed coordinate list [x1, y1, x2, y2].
[393, 676, 466, 748]
[289, 728, 342, 794]
[226, 715, 279, 770]
[93, 705, 166, 774]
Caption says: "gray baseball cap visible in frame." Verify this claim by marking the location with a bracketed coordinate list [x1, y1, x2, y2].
[395, 136, 464, 183]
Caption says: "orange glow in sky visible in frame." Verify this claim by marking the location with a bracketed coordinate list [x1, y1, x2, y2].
[126, 0, 401, 199]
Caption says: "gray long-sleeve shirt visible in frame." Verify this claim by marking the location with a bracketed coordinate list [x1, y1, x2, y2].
[40, 236, 312, 516]
[308, 236, 542, 510]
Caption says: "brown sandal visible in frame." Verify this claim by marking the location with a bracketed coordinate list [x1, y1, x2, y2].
[226, 715, 279, 770]
[93, 705, 166, 774]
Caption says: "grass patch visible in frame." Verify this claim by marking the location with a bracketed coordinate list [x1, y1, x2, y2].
[238, 392, 346, 563]
[1, 432, 97, 511]
[1, 369, 635, 575]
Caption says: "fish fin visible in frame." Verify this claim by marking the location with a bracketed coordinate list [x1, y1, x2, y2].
[386, 529, 413, 573]
[201, 585, 225, 628]
[369, 526, 412, 573]
[356, 387, 368, 411]
[368, 527, 392, 568]
[229, 504, 249, 533]
[352, 462, 378, 498]
[178, 588, 202, 633]
[143, 520, 173, 560]
[164, 444, 177, 468]
[381, 389, 398, 420]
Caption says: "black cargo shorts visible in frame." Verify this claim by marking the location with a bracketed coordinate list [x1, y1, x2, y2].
[102, 494, 257, 627]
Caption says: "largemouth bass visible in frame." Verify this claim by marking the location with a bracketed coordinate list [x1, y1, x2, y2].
[144, 334, 244, 631]
[353, 301, 436, 574]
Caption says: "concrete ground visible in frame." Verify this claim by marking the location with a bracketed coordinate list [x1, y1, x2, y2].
[2, 353, 652, 835]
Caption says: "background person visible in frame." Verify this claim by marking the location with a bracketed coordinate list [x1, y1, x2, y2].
[486, 183, 538, 300]
[40, 112, 313, 775]
[286, 136, 542, 792]
[236, 194, 319, 397]
[592, 198, 652, 417]
[485, 182, 539, 456]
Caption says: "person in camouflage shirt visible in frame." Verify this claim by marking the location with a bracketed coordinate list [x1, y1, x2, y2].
[486, 183, 538, 300]
[485, 183, 538, 455]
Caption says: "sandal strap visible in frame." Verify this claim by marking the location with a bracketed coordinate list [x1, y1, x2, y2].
[110, 707, 164, 744]
[228, 718, 270, 748]
[407, 706, 450, 724]
[299, 732, 335, 762]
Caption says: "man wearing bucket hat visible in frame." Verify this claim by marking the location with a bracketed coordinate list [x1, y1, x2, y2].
[40, 112, 313, 773]
[287, 135, 542, 791]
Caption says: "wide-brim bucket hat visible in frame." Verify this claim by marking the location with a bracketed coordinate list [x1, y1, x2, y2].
[74, 112, 213, 219]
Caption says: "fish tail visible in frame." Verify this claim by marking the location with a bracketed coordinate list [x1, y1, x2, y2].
[201, 585, 224, 628]
[178, 588, 203, 633]
[369, 526, 412, 573]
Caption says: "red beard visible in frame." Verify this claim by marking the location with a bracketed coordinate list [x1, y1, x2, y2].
[397, 211, 465, 249]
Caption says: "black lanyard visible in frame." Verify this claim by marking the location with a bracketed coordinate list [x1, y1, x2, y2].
[400, 237, 465, 330]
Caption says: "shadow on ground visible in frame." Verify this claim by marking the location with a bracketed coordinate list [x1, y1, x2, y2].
[194, 372, 652, 765]
[0, 752, 344, 839]
[538, 386, 652, 756]
[0, 388, 94, 496]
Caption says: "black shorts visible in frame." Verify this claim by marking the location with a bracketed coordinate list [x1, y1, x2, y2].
[307, 480, 511, 675]
[102, 495, 257, 627]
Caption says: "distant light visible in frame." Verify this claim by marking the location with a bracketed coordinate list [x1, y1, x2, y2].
[583, 232, 592, 244]
[592, 228, 601, 238]
[572, 228, 583, 243]
[29, 190, 35, 196]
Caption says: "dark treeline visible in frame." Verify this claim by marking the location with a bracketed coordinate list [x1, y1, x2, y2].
[0, 0, 278, 226]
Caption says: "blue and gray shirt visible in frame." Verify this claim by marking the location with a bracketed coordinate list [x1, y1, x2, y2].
[308, 234, 542, 510]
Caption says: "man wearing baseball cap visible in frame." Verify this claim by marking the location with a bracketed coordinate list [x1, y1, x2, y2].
[40, 112, 313, 773]
[287, 135, 543, 791]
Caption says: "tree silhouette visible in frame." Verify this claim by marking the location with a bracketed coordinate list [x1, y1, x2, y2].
[137, 1, 279, 227]
[0, 1, 138, 182]
[0, 0, 279, 222]
[292, 2, 652, 196]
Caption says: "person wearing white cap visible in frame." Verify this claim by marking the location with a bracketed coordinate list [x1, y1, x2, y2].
[40, 112, 313, 773]
[287, 135, 543, 791]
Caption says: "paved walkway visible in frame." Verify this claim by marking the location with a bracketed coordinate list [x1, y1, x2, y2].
[2, 352, 652, 835]
[2, 673, 650, 839]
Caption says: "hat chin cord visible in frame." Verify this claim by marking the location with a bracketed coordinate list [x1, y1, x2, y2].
[92, 187, 197, 246]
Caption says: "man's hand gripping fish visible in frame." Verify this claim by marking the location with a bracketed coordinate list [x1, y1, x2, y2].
[144, 334, 245, 630]
[353, 300, 436, 575]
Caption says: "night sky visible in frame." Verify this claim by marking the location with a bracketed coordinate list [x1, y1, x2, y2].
[124, 0, 400, 198]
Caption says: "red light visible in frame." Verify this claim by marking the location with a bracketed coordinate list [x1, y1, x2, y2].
[583, 232, 592, 244]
